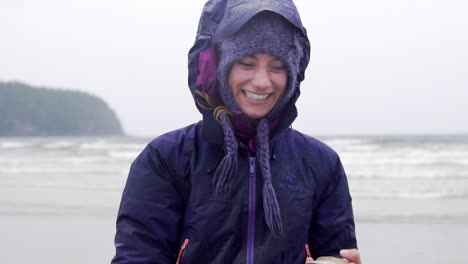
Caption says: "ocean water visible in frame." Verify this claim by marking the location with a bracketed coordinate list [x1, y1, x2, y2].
[321, 135, 468, 224]
[0, 135, 467, 263]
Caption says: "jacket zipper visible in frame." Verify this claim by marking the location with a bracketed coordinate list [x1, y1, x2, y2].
[176, 238, 189, 264]
[246, 157, 256, 264]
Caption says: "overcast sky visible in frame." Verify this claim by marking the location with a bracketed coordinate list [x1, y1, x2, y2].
[1, 0, 467, 137]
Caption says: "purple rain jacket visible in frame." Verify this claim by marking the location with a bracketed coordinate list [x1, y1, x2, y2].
[112, 1, 357, 263]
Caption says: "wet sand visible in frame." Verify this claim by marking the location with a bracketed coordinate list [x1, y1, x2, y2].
[1, 215, 466, 264]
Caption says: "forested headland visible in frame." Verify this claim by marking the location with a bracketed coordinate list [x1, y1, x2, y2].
[0, 81, 124, 136]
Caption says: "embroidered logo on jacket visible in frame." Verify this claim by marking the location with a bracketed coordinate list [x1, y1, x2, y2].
[279, 172, 304, 193]
[282, 173, 296, 183]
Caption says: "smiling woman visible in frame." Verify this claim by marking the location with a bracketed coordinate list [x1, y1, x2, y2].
[111, 1, 360, 263]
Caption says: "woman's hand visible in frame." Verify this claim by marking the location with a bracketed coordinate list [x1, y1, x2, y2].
[340, 249, 361, 264]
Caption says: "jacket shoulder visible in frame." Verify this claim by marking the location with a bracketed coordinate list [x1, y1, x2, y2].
[287, 129, 340, 160]
[282, 129, 345, 182]
[148, 121, 201, 150]
[132, 122, 202, 180]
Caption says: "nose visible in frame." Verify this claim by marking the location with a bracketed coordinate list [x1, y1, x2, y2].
[251, 67, 271, 90]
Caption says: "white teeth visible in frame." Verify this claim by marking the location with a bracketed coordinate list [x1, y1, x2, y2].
[244, 90, 269, 100]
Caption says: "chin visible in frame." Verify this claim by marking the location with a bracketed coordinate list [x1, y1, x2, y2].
[239, 105, 271, 119]
[245, 112, 267, 119]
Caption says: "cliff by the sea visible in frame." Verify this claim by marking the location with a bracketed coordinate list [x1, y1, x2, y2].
[0, 82, 124, 136]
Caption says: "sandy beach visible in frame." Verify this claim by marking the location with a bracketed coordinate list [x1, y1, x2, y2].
[1, 214, 467, 264]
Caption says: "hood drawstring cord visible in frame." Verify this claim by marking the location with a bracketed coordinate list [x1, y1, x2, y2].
[257, 119, 283, 236]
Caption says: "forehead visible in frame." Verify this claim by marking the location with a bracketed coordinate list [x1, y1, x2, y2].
[244, 53, 283, 62]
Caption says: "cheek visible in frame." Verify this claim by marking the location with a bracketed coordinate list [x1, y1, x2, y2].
[228, 66, 248, 92]
[276, 72, 288, 94]
[227, 69, 237, 94]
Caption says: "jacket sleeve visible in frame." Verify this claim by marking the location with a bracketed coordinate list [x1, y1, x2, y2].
[308, 155, 357, 258]
[112, 144, 185, 264]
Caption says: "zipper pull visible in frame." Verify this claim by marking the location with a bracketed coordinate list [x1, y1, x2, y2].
[305, 243, 313, 264]
[176, 238, 189, 264]
[249, 157, 255, 177]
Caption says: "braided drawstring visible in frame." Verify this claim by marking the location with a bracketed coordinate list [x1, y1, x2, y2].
[257, 119, 283, 236]
[212, 112, 238, 193]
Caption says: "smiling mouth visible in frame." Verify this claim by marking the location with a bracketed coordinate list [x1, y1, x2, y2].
[243, 90, 270, 100]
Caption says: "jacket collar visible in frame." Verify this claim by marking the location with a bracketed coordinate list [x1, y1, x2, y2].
[201, 103, 298, 145]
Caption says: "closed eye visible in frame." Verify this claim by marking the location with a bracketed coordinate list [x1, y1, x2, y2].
[270, 64, 286, 72]
[237, 61, 255, 69]
[272, 65, 286, 70]
[270, 59, 286, 72]
[238, 61, 253, 66]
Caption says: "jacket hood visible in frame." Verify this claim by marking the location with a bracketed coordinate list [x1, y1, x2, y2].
[188, 0, 311, 115]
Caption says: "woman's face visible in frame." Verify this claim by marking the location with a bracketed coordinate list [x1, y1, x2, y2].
[228, 53, 288, 119]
